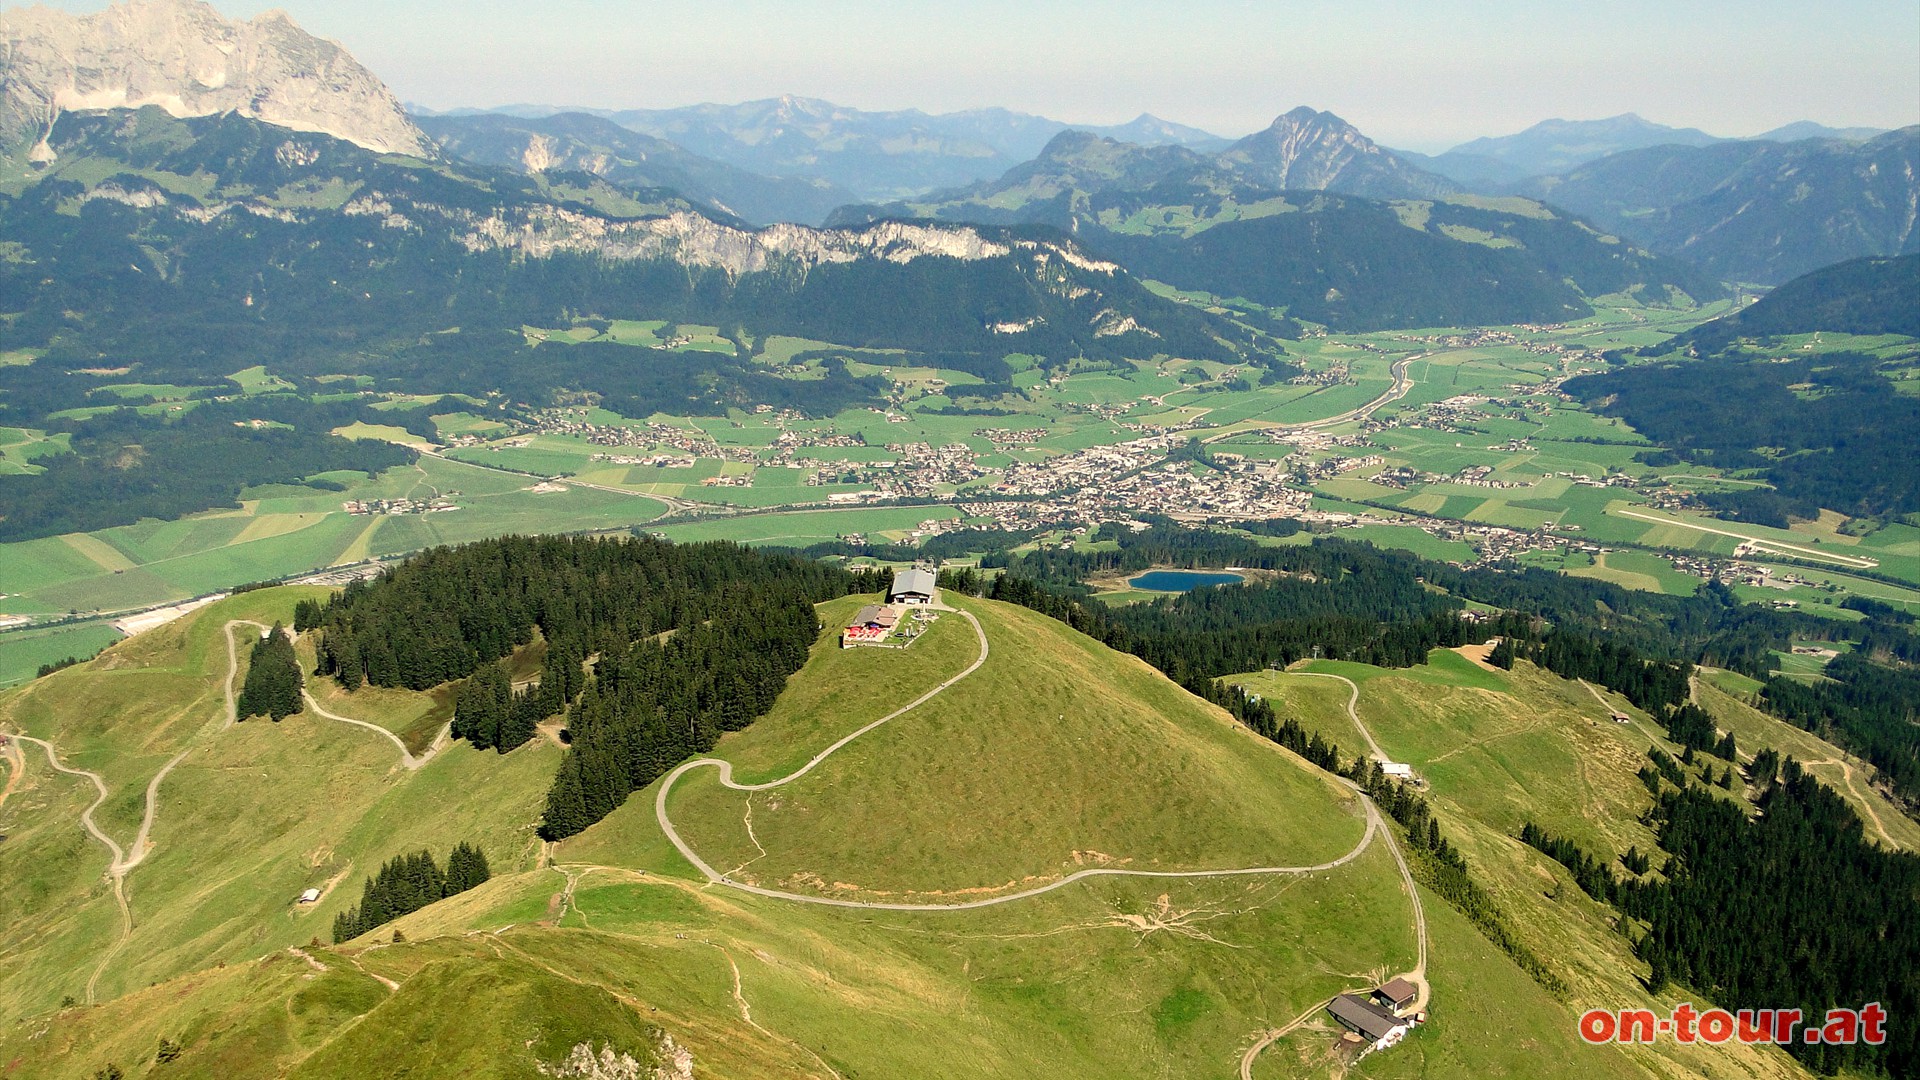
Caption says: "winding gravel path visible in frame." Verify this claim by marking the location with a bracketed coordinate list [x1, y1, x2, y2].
[4, 619, 270, 1000]
[654, 608, 1383, 912]
[1288, 671, 1387, 762]
[1239, 667, 1434, 1077]
[301, 690, 448, 771]
[3, 618, 428, 1003]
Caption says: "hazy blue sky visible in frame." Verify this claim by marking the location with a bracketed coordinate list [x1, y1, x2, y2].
[35, 0, 1920, 149]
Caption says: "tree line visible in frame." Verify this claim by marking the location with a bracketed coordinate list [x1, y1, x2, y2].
[299, 533, 873, 839]
[330, 842, 491, 943]
[0, 399, 416, 543]
[1521, 759, 1918, 1077]
[981, 529, 1920, 806]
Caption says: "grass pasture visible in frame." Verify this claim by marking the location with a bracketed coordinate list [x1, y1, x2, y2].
[0, 587, 560, 1020]
[0, 565, 1846, 1079]
[0, 620, 125, 687]
[637, 595, 1370, 899]
[0, 456, 670, 619]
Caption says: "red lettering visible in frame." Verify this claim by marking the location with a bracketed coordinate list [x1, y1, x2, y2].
[1619, 1009, 1658, 1043]
[1698, 1009, 1735, 1044]
[1579, 1009, 1617, 1044]
[1822, 1009, 1859, 1045]
[1774, 1009, 1804, 1044]
[1861, 1002, 1887, 1046]
[1737, 1010, 1774, 1044]
[1672, 1003, 1699, 1043]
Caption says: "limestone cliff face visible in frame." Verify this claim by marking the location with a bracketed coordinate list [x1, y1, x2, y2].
[0, 0, 431, 161]
[454, 208, 1025, 276]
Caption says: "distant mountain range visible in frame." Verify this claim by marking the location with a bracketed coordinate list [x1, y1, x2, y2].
[1519, 127, 1920, 283]
[838, 107, 1456, 216]
[830, 124, 1719, 330]
[415, 97, 1233, 202]
[0, 107, 1257, 414]
[1398, 114, 1893, 187]
[0, 0, 431, 160]
[417, 112, 856, 226]
[1, 0, 1907, 337]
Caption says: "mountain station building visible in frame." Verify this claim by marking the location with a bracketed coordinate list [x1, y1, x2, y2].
[888, 567, 936, 605]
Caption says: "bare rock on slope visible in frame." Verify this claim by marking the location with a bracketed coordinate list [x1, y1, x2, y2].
[0, 0, 431, 161]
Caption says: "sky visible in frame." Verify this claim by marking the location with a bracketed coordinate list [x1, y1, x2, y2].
[30, 0, 1920, 150]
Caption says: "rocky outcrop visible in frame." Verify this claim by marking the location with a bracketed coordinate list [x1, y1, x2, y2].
[1217, 107, 1456, 199]
[0, 0, 431, 161]
[455, 209, 1021, 275]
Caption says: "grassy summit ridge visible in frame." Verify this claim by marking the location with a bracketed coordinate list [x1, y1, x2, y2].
[664, 594, 1366, 900]
[2, 586, 1873, 1078]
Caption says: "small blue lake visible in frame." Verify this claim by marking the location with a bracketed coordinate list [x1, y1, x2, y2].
[1128, 570, 1245, 592]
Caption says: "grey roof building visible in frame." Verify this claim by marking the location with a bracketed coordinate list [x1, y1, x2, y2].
[889, 567, 937, 604]
[1328, 993, 1410, 1046]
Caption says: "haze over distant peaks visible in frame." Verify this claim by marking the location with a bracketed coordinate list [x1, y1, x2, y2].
[1752, 120, 1891, 143]
[414, 96, 1231, 201]
[0, 0, 432, 161]
[1407, 113, 1718, 186]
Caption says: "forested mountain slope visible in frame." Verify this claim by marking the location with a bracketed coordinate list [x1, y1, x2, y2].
[1519, 128, 1920, 283]
[0, 109, 1256, 422]
[1568, 255, 1920, 519]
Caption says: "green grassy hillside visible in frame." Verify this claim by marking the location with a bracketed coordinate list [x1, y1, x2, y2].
[660, 595, 1366, 900]
[1, 592, 1863, 1078]
[1229, 649, 1878, 1080]
[0, 589, 561, 1019]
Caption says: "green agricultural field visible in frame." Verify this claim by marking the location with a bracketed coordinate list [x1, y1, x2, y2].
[0, 456, 670, 619]
[0, 425, 70, 474]
[0, 621, 125, 687]
[1565, 550, 1702, 595]
[225, 366, 295, 394]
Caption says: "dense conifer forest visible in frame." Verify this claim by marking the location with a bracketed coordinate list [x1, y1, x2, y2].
[1566, 348, 1920, 518]
[301, 534, 875, 838]
[234, 623, 303, 722]
[1522, 761, 1919, 1077]
[0, 400, 417, 542]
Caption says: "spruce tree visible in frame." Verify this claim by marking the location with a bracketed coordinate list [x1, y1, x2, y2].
[446, 842, 491, 894]
[235, 624, 303, 721]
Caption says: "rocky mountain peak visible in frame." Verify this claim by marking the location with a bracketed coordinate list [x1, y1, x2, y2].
[0, 0, 432, 161]
[1217, 106, 1455, 199]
